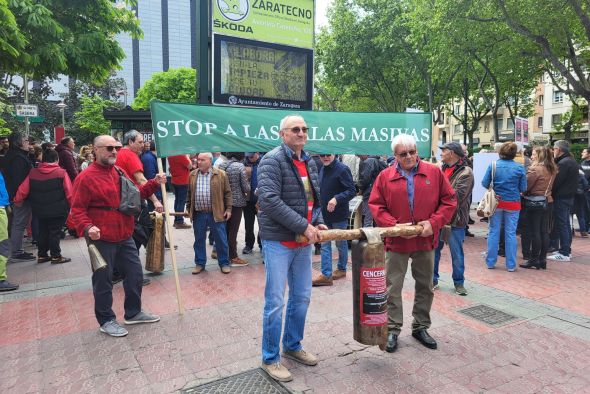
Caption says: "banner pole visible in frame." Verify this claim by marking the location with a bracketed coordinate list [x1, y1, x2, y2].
[157, 158, 184, 315]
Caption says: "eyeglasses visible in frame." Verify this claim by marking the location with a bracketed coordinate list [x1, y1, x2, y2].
[97, 145, 122, 152]
[285, 126, 308, 134]
[319, 154, 332, 157]
[396, 150, 417, 158]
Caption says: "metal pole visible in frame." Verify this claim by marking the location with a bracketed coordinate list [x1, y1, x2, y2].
[197, 0, 209, 104]
[24, 75, 29, 137]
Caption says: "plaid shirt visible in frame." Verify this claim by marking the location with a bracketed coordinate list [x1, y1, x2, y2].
[194, 169, 212, 211]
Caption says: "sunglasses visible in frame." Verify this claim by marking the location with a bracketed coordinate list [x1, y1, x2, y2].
[396, 150, 417, 158]
[285, 126, 308, 134]
[319, 154, 333, 157]
[97, 145, 122, 152]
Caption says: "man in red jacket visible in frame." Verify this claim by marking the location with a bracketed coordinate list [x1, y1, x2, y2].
[168, 154, 192, 229]
[70, 135, 167, 337]
[369, 134, 456, 353]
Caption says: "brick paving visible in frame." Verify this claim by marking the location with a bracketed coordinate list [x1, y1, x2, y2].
[1, 202, 590, 393]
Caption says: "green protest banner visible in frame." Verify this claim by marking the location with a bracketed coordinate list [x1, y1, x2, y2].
[212, 0, 314, 49]
[150, 101, 432, 158]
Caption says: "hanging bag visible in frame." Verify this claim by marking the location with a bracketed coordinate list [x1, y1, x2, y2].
[523, 173, 554, 211]
[477, 161, 498, 218]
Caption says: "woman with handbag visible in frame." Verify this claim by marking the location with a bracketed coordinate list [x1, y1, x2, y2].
[482, 142, 527, 271]
[520, 146, 557, 269]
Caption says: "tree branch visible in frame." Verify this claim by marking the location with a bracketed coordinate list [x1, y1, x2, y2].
[567, 0, 590, 43]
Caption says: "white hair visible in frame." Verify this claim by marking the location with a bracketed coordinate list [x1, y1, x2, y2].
[279, 114, 304, 130]
[391, 134, 417, 154]
[198, 152, 213, 161]
[493, 142, 503, 152]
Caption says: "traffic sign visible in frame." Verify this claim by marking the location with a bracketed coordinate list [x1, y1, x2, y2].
[15, 115, 44, 123]
[15, 103, 38, 117]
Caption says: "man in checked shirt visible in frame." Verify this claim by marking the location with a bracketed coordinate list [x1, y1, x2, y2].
[187, 152, 233, 274]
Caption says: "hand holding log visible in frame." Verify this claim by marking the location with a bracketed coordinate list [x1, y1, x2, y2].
[295, 224, 424, 243]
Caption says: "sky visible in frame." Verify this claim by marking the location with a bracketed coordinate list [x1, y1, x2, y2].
[316, 0, 331, 31]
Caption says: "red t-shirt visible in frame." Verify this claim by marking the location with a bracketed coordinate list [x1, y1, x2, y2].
[168, 155, 191, 185]
[115, 148, 143, 186]
[281, 160, 314, 248]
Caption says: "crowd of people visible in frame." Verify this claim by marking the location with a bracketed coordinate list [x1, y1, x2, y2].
[1, 119, 589, 383]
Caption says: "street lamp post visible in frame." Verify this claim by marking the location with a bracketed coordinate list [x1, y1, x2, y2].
[56, 101, 67, 130]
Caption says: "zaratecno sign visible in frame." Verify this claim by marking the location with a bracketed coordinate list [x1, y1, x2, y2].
[151, 101, 433, 158]
[213, 0, 314, 49]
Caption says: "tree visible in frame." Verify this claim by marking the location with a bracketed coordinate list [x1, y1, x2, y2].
[132, 68, 197, 109]
[0, 0, 141, 84]
[74, 95, 115, 137]
[553, 98, 587, 142]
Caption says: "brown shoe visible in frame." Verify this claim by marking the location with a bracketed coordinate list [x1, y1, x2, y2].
[332, 269, 347, 280]
[51, 256, 71, 264]
[261, 362, 292, 382]
[192, 266, 204, 275]
[282, 349, 318, 366]
[37, 256, 51, 263]
[312, 274, 333, 287]
[581, 232, 589, 238]
[230, 257, 249, 267]
[211, 250, 217, 259]
[173, 222, 192, 229]
[221, 266, 231, 274]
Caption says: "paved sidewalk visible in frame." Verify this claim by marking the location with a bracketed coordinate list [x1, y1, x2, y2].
[1, 203, 590, 393]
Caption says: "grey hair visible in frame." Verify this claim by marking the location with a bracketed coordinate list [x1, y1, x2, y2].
[122, 129, 141, 146]
[279, 114, 304, 130]
[199, 152, 213, 161]
[8, 131, 24, 148]
[391, 134, 417, 154]
[553, 139, 570, 154]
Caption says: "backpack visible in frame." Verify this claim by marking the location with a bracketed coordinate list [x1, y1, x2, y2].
[115, 167, 142, 216]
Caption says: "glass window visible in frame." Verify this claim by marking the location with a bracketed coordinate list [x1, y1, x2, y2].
[454, 124, 461, 134]
[483, 121, 490, 133]
[538, 95, 544, 106]
[553, 91, 564, 103]
[496, 117, 503, 132]
[552, 114, 562, 125]
[507, 118, 514, 131]
[537, 117, 543, 128]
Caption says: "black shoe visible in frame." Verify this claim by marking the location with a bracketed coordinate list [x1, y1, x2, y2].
[385, 332, 398, 353]
[538, 260, 547, 270]
[468, 218, 475, 225]
[498, 250, 506, 257]
[519, 260, 541, 269]
[112, 275, 124, 284]
[142, 278, 151, 286]
[242, 246, 253, 255]
[522, 254, 531, 261]
[465, 230, 475, 237]
[0, 280, 19, 292]
[412, 329, 437, 349]
[314, 244, 321, 256]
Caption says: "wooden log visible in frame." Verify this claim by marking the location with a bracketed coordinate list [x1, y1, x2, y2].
[295, 224, 423, 243]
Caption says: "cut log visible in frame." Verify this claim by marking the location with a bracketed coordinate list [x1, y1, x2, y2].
[295, 224, 423, 243]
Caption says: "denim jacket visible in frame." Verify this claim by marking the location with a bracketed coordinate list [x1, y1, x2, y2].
[482, 159, 527, 202]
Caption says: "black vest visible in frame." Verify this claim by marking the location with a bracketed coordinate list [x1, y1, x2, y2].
[29, 171, 69, 218]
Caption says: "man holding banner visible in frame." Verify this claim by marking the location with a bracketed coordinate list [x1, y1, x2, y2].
[258, 114, 327, 382]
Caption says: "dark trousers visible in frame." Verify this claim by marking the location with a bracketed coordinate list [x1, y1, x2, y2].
[525, 208, 549, 262]
[243, 201, 260, 249]
[38, 216, 66, 258]
[92, 237, 142, 326]
[519, 206, 530, 257]
[575, 194, 588, 233]
[550, 197, 574, 256]
[226, 206, 243, 259]
[173, 184, 188, 223]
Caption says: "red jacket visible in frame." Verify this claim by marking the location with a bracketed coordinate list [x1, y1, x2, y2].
[167, 155, 191, 185]
[369, 160, 457, 253]
[69, 162, 160, 242]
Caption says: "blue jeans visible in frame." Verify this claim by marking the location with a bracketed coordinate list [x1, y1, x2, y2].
[192, 211, 229, 267]
[261, 240, 312, 364]
[173, 184, 188, 223]
[486, 208, 520, 270]
[434, 227, 465, 285]
[550, 197, 574, 256]
[320, 220, 348, 277]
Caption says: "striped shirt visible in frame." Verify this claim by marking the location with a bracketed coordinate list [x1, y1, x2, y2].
[194, 170, 212, 211]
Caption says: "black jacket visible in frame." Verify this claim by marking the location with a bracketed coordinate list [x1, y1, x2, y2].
[2, 146, 32, 200]
[358, 157, 385, 200]
[552, 154, 579, 199]
[319, 159, 356, 224]
[257, 144, 323, 242]
[581, 159, 590, 183]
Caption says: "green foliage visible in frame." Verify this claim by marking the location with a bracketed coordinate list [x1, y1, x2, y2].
[570, 143, 588, 163]
[132, 68, 197, 109]
[73, 95, 113, 136]
[1, 0, 141, 84]
[0, 86, 11, 135]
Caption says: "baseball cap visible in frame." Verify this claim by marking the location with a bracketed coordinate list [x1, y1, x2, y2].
[439, 142, 465, 157]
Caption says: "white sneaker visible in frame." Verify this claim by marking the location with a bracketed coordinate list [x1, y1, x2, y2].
[547, 253, 571, 262]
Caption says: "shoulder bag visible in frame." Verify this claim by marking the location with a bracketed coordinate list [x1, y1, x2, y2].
[523, 174, 553, 211]
[476, 161, 498, 218]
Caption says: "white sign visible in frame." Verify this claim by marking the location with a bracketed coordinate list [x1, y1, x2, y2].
[472, 152, 500, 203]
[15, 104, 38, 117]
